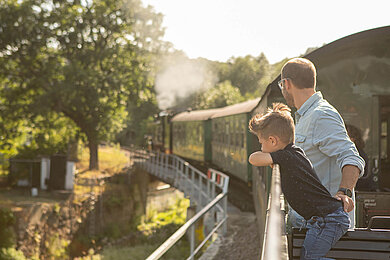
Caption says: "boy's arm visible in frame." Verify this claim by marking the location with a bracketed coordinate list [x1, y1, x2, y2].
[249, 151, 273, 166]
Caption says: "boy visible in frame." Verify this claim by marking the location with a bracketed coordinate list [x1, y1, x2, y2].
[248, 103, 350, 260]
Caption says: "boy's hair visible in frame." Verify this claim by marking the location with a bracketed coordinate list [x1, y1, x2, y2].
[249, 103, 295, 144]
[281, 58, 316, 89]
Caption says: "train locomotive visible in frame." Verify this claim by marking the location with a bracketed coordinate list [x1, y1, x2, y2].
[151, 26, 390, 231]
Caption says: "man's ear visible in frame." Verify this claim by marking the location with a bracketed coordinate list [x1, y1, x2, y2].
[285, 78, 293, 90]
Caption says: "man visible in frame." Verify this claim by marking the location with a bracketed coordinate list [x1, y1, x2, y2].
[279, 58, 365, 228]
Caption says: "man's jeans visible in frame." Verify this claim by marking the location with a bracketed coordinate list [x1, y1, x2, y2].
[300, 207, 350, 260]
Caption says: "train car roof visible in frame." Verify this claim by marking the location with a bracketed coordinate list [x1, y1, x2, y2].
[171, 108, 223, 122]
[211, 98, 261, 119]
[257, 26, 390, 107]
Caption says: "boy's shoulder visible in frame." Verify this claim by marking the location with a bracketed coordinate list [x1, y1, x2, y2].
[272, 144, 306, 162]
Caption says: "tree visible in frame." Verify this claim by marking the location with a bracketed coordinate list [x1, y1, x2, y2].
[219, 53, 270, 96]
[0, 0, 164, 169]
[196, 80, 244, 109]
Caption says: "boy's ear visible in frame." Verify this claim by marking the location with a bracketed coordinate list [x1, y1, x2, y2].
[269, 135, 277, 145]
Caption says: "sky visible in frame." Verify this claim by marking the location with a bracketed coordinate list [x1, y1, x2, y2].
[142, 0, 389, 64]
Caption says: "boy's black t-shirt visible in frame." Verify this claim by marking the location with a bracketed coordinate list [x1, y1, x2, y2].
[270, 143, 342, 220]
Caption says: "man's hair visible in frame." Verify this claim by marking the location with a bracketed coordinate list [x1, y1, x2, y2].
[281, 58, 316, 89]
[249, 103, 295, 144]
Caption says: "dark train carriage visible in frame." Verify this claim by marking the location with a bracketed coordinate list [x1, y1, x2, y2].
[252, 26, 390, 231]
[149, 111, 172, 153]
[160, 111, 172, 154]
[171, 108, 222, 162]
[211, 98, 261, 183]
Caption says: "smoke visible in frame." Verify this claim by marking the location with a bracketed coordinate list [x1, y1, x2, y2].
[155, 54, 217, 110]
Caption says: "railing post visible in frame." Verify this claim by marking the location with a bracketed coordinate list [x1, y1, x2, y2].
[223, 195, 227, 234]
[207, 173, 210, 204]
[191, 168, 195, 205]
[160, 153, 164, 177]
[173, 157, 177, 186]
[154, 153, 158, 175]
[185, 164, 189, 198]
[165, 154, 169, 178]
[211, 172, 216, 227]
[198, 175, 202, 207]
[189, 223, 195, 260]
[179, 161, 184, 190]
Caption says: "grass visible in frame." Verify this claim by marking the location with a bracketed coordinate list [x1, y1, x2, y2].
[73, 145, 130, 202]
[76, 145, 130, 178]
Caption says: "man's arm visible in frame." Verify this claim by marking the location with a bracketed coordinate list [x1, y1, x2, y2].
[249, 151, 273, 166]
[313, 112, 364, 212]
[313, 113, 365, 176]
[339, 165, 360, 190]
[335, 165, 360, 212]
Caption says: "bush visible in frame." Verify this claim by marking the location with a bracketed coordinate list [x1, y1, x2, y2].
[0, 208, 16, 248]
[0, 248, 26, 260]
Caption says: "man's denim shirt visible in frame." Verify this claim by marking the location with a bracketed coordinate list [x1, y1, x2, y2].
[295, 92, 365, 194]
[294, 92, 365, 226]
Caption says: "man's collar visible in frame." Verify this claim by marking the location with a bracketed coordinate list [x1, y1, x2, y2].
[296, 91, 323, 117]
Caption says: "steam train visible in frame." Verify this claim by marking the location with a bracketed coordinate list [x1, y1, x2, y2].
[149, 26, 390, 230]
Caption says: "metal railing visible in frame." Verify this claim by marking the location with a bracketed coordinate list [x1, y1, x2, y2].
[130, 149, 229, 260]
[261, 164, 288, 260]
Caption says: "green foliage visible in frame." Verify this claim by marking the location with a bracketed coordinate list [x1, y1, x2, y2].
[45, 233, 70, 259]
[196, 80, 244, 109]
[0, 248, 26, 260]
[138, 198, 189, 235]
[103, 223, 122, 240]
[105, 195, 125, 211]
[0, 0, 164, 169]
[219, 53, 270, 95]
[0, 208, 16, 248]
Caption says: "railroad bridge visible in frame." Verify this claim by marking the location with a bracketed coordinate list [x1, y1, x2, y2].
[130, 149, 288, 260]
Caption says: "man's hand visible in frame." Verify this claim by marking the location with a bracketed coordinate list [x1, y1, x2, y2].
[334, 193, 354, 212]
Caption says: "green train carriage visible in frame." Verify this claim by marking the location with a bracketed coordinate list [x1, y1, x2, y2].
[210, 99, 261, 184]
[171, 109, 222, 162]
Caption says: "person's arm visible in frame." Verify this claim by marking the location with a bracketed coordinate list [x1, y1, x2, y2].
[313, 113, 365, 176]
[339, 165, 360, 190]
[249, 151, 273, 166]
[313, 112, 364, 212]
[335, 165, 360, 212]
